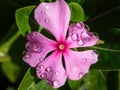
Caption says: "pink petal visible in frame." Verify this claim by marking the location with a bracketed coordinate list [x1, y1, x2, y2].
[67, 22, 99, 48]
[36, 52, 67, 88]
[34, 0, 70, 41]
[23, 32, 56, 67]
[63, 50, 98, 80]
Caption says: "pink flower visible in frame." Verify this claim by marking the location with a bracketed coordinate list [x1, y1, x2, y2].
[23, 0, 99, 88]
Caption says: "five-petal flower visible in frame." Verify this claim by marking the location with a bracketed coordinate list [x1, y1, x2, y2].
[23, 0, 99, 88]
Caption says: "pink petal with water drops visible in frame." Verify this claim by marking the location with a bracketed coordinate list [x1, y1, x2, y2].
[63, 50, 98, 80]
[23, 32, 56, 67]
[36, 52, 67, 88]
[67, 22, 99, 48]
[34, 0, 70, 41]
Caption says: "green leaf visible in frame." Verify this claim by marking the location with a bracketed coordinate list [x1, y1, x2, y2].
[18, 68, 58, 90]
[83, 70, 107, 90]
[91, 44, 120, 70]
[40, 0, 52, 2]
[1, 62, 20, 83]
[0, 54, 11, 62]
[68, 79, 82, 90]
[69, 2, 85, 22]
[85, 6, 120, 70]
[15, 6, 39, 36]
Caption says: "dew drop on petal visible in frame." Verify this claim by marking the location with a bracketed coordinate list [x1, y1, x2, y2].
[24, 54, 31, 59]
[39, 58, 44, 61]
[53, 80, 59, 87]
[38, 65, 44, 70]
[40, 73, 47, 78]
[81, 32, 91, 42]
[85, 25, 90, 31]
[26, 45, 30, 50]
[82, 58, 87, 63]
[33, 47, 42, 53]
[77, 40, 84, 46]
[55, 71, 59, 75]
[37, 69, 42, 74]
[45, 18, 49, 23]
[32, 44, 42, 53]
[46, 66, 53, 72]
[41, 11, 45, 15]
[45, 6, 50, 10]
[84, 38, 91, 42]
[76, 22, 84, 29]
[78, 72, 83, 78]
[71, 33, 78, 41]
[32, 32, 38, 36]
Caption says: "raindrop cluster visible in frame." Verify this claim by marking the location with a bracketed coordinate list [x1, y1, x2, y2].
[36, 64, 60, 88]
[68, 22, 98, 46]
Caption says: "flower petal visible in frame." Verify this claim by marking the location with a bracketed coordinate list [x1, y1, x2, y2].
[63, 50, 98, 80]
[67, 22, 99, 48]
[34, 0, 70, 41]
[23, 32, 56, 67]
[36, 52, 67, 88]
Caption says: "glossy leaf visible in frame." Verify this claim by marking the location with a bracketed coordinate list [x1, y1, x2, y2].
[85, 6, 120, 70]
[15, 6, 39, 36]
[68, 79, 82, 90]
[83, 70, 107, 90]
[69, 2, 84, 22]
[91, 44, 120, 70]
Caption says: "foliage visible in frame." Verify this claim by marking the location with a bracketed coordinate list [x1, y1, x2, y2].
[0, 0, 120, 90]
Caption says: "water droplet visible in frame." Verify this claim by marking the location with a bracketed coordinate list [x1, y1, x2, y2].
[85, 25, 90, 31]
[45, 6, 50, 10]
[40, 73, 47, 78]
[78, 72, 83, 78]
[26, 45, 30, 50]
[84, 38, 91, 42]
[24, 54, 31, 59]
[76, 22, 84, 29]
[32, 32, 38, 36]
[39, 58, 44, 61]
[38, 65, 44, 70]
[81, 32, 91, 42]
[71, 33, 78, 41]
[41, 11, 45, 15]
[55, 71, 59, 75]
[82, 58, 87, 63]
[36, 69, 42, 74]
[53, 80, 59, 87]
[45, 18, 49, 23]
[77, 40, 84, 46]
[46, 66, 53, 72]
[47, 39, 50, 41]
[33, 44, 42, 53]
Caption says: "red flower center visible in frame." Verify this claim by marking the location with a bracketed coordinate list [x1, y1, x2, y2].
[55, 41, 68, 53]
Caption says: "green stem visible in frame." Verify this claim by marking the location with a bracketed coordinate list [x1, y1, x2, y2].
[90, 46, 120, 52]
[88, 6, 120, 22]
